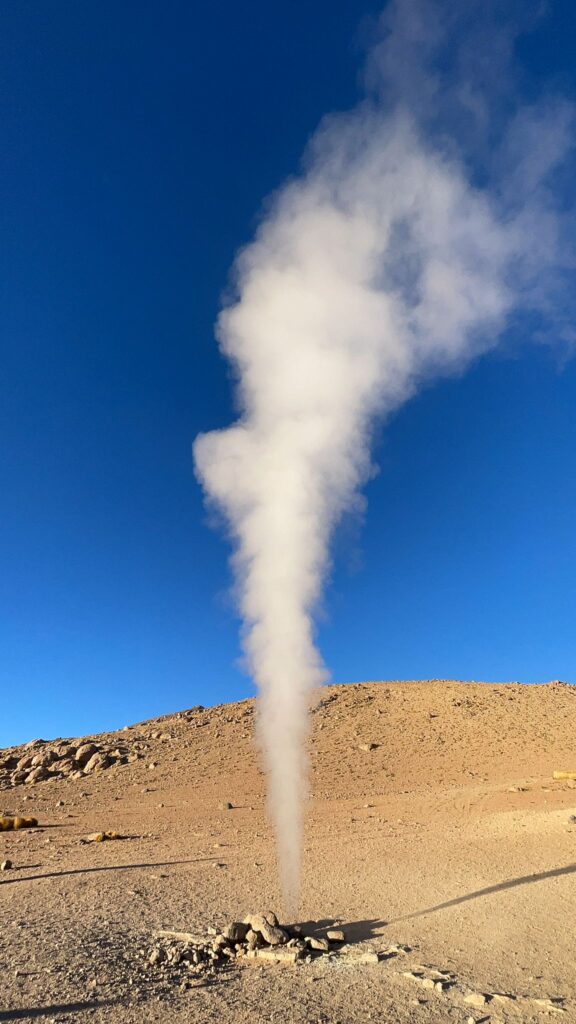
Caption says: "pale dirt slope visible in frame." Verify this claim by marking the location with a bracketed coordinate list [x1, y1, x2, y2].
[1, 679, 576, 1023]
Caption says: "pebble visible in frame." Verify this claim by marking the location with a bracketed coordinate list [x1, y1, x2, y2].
[1, 859, 13, 870]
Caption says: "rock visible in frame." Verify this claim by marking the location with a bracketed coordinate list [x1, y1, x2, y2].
[243, 913, 288, 946]
[491, 993, 516, 1006]
[359, 742, 378, 752]
[56, 745, 77, 759]
[344, 949, 379, 963]
[149, 948, 166, 966]
[74, 743, 99, 767]
[305, 936, 330, 952]
[55, 800, 65, 808]
[464, 992, 487, 1008]
[83, 831, 121, 843]
[249, 947, 301, 963]
[1, 859, 13, 870]
[83, 753, 113, 773]
[223, 922, 249, 943]
[25, 766, 50, 784]
[16, 755, 35, 772]
[218, 800, 233, 810]
[327, 929, 346, 943]
[30, 749, 58, 768]
[531, 997, 566, 1011]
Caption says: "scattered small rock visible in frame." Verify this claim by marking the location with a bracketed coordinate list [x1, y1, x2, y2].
[1, 858, 13, 870]
[218, 800, 233, 810]
[464, 991, 488, 1008]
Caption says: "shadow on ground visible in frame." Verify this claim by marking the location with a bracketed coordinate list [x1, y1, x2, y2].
[0, 1000, 117, 1021]
[298, 918, 387, 942]
[0, 858, 214, 885]
[299, 863, 576, 942]
[389, 862, 576, 923]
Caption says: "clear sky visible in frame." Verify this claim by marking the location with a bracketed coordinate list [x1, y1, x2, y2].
[1, 1, 576, 747]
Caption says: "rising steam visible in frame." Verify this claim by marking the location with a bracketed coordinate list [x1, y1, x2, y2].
[194, 0, 574, 911]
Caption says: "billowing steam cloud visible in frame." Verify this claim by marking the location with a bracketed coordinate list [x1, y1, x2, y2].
[194, 0, 574, 911]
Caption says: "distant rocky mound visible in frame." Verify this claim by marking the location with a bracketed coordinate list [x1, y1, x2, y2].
[0, 735, 136, 789]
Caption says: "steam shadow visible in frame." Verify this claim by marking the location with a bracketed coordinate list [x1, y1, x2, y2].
[0, 858, 214, 885]
[0, 1000, 116, 1020]
[300, 863, 576, 942]
[388, 862, 576, 923]
[298, 919, 387, 943]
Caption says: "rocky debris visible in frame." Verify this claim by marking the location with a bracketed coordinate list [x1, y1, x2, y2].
[243, 911, 288, 946]
[402, 965, 457, 992]
[0, 734, 135, 790]
[400, 965, 570, 1016]
[0, 815, 38, 830]
[148, 914, 365, 984]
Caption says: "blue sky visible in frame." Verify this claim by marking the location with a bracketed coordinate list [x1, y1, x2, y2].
[1, 1, 575, 747]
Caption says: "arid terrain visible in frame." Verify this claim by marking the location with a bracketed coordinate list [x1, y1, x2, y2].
[1, 679, 575, 1023]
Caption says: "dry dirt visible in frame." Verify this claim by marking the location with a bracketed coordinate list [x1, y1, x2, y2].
[1, 679, 576, 1023]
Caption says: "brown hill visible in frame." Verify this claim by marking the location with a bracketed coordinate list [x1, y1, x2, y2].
[1, 679, 575, 1022]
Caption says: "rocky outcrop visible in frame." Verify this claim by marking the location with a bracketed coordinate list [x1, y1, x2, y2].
[0, 736, 135, 790]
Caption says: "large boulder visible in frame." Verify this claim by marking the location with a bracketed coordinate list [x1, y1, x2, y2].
[74, 743, 99, 767]
[242, 912, 288, 946]
[83, 752, 113, 773]
[25, 766, 50, 784]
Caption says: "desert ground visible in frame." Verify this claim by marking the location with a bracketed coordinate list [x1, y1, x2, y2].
[1, 679, 575, 1023]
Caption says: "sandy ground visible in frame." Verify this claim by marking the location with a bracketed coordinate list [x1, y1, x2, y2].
[1, 679, 576, 1023]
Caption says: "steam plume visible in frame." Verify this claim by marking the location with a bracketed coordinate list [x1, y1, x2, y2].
[194, 0, 574, 911]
